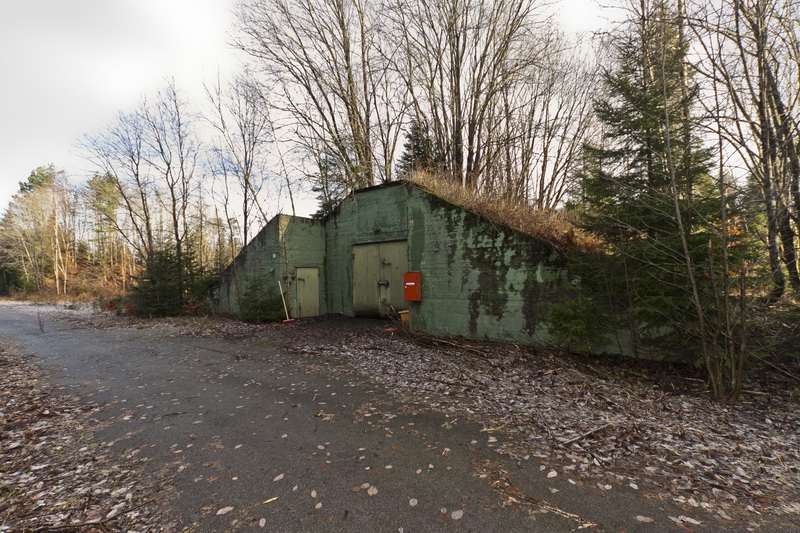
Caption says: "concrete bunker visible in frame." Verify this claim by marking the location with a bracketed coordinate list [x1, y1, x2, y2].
[213, 181, 584, 350]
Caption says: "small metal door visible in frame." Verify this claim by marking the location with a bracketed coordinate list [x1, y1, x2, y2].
[296, 267, 320, 317]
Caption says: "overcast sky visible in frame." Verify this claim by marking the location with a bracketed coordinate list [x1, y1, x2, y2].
[0, 0, 238, 213]
[0, 0, 607, 215]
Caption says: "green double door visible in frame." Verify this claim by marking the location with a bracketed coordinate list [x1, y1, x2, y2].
[352, 241, 408, 318]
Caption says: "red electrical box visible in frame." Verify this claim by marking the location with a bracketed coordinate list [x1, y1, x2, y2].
[404, 271, 422, 301]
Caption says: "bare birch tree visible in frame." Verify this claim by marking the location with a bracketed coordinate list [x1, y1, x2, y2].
[206, 73, 272, 244]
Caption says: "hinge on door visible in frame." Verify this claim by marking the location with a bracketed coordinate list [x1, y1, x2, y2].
[377, 280, 389, 286]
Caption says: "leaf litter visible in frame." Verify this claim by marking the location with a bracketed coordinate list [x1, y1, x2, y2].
[0, 338, 174, 532]
[274, 319, 800, 527]
[25, 306, 800, 529]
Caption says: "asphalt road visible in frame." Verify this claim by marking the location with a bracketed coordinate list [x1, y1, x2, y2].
[0, 304, 743, 532]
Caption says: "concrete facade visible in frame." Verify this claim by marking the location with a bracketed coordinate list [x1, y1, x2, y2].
[213, 215, 325, 318]
[213, 181, 572, 346]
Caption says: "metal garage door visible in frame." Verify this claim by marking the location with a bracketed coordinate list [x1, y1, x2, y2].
[352, 241, 408, 318]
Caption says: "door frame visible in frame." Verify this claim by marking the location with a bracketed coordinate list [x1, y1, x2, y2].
[352, 240, 408, 318]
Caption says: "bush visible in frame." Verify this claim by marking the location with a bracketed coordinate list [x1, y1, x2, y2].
[547, 295, 610, 352]
[239, 278, 285, 323]
[98, 296, 123, 314]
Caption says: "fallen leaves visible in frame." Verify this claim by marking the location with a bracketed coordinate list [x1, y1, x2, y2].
[32, 303, 800, 527]
[279, 323, 800, 522]
[0, 341, 167, 531]
[215, 506, 234, 516]
[669, 515, 702, 526]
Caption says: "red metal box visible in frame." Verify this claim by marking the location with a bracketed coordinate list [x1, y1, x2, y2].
[404, 271, 422, 301]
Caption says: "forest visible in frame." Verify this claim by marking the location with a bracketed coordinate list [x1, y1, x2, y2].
[1, 0, 799, 401]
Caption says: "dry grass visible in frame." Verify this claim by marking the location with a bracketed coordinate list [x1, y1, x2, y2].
[408, 172, 600, 252]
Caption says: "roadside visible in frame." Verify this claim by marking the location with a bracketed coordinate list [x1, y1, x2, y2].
[1, 302, 799, 531]
[0, 337, 173, 531]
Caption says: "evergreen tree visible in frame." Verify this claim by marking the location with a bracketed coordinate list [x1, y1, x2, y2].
[570, 0, 753, 392]
[396, 119, 438, 177]
[18, 165, 60, 195]
[127, 244, 213, 317]
[311, 152, 347, 218]
[127, 249, 184, 317]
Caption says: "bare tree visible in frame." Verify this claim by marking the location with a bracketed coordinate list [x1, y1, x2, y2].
[142, 80, 199, 278]
[487, 33, 598, 207]
[206, 73, 272, 244]
[81, 108, 157, 261]
[387, 0, 550, 189]
[235, 0, 406, 195]
[688, 0, 800, 296]
[81, 81, 206, 315]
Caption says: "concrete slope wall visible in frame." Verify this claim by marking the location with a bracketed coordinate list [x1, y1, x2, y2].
[405, 187, 570, 345]
[213, 216, 282, 316]
[213, 215, 325, 317]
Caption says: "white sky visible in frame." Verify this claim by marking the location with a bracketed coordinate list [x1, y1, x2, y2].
[0, 0, 607, 216]
[0, 0, 238, 213]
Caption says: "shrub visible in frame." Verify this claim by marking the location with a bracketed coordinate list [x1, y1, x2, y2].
[547, 295, 610, 353]
[239, 278, 284, 323]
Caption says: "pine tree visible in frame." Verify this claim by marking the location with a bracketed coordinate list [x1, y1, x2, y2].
[396, 119, 438, 178]
[573, 0, 752, 381]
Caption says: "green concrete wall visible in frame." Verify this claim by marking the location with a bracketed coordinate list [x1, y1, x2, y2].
[318, 182, 571, 347]
[213, 215, 325, 318]
[323, 185, 409, 315]
[214, 182, 579, 349]
[403, 187, 569, 345]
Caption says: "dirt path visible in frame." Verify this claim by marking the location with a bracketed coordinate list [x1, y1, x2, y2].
[1, 302, 797, 532]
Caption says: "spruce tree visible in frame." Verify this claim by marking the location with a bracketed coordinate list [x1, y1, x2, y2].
[573, 0, 750, 369]
[396, 119, 438, 178]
